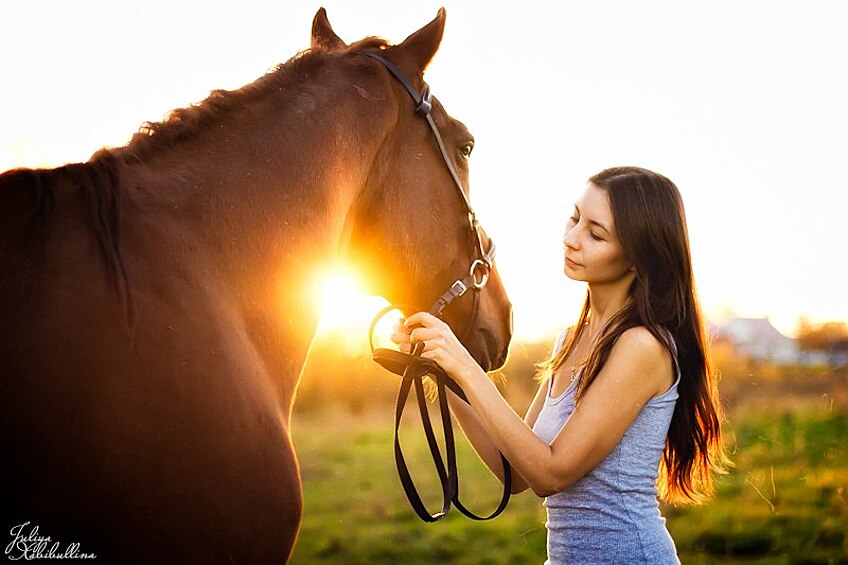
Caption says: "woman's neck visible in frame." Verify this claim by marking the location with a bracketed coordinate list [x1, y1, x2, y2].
[586, 279, 632, 336]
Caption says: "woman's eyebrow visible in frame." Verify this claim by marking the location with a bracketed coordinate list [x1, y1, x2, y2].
[574, 204, 611, 234]
[590, 220, 610, 234]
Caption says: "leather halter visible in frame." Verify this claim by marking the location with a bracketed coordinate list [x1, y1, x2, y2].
[365, 52, 512, 522]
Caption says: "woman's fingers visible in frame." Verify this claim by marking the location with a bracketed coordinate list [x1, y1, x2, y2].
[403, 311, 441, 329]
[390, 312, 459, 358]
[390, 318, 435, 353]
[389, 312, 476, 381]
[390, 326, 410, 343]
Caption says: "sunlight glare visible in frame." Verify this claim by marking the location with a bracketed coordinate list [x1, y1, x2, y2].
[315, 267, 392, 354]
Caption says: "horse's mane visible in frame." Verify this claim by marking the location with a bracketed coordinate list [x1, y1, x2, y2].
[118, 37, 390, 162]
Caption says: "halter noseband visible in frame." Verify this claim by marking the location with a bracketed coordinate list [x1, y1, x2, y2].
[365, 52, 511, 523]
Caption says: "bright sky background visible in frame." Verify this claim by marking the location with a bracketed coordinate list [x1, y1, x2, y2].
[2, 1, 846, 342]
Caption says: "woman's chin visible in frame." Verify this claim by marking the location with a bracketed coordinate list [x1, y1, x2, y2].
[563, 264, 583, 281]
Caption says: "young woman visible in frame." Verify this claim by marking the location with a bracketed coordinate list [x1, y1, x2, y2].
[393, 166, 728, 564]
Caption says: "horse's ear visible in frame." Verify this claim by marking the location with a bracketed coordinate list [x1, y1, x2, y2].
[394, 8, 446, 73]
[311, 7, 346, 51]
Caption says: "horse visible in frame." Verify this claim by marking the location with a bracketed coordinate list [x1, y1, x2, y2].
[0, 8, 512, 564]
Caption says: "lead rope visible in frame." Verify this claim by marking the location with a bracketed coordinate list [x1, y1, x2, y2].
[370, 296, 512, 522]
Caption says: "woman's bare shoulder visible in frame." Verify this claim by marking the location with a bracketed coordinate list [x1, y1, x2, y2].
[605, 326, 672, 394]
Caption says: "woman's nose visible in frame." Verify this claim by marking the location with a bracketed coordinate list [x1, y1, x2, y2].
[563, 226, 579, 249]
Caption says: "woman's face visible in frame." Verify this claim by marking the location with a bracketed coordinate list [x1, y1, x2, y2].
[563, 183, 634, 284]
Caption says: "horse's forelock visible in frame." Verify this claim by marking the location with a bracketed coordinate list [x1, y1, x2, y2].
[346, 36, 390, 52]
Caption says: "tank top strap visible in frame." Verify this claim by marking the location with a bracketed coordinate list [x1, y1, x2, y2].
[553, 328, 569, 355]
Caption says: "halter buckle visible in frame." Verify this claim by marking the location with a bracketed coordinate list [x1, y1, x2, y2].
[469, 259, 490, 289]
[416, 85, 432, 116]
[450, 279, 468, 296]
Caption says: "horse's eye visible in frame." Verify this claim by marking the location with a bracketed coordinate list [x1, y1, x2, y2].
[459, 141, 474, 159]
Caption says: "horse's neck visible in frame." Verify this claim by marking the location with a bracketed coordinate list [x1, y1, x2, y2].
[122, 99, 386, 412]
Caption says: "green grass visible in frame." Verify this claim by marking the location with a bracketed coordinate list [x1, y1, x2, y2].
[289, 407, 847, 564]
[669, 411, 848, 564]
[290, 409, 548, 564]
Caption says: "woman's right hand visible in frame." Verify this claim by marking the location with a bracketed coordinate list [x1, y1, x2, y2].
[390, 320, 414, 354]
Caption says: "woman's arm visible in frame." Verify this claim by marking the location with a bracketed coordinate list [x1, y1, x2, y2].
[402, 313, 672, 497]
[393, 322, 552, 494]
[445, 378, 549, 494]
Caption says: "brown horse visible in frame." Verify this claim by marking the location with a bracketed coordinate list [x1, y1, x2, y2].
[0, 9, 512, 564]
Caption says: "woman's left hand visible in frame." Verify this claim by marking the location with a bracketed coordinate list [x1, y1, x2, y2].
[391, 312, 482, 386]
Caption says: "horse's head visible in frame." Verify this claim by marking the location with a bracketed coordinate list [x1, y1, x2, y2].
[312, 9, 512, 371]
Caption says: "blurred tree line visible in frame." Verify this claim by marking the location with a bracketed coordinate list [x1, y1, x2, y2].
[796, 318, 848, 354]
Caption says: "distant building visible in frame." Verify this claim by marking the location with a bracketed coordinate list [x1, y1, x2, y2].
[798, 333, 848, 368]
[717, 317, 799, 365]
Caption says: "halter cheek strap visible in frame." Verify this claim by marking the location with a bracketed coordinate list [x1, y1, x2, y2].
[366, 53, 488, 264]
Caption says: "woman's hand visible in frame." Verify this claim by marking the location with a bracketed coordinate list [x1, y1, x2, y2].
[390, 312, 482, 386]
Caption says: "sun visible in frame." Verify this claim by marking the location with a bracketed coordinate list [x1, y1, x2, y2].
[313, 266, 397, 354]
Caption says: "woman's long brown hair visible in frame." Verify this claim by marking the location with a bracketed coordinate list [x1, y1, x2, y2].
[543, 166, 729, 505]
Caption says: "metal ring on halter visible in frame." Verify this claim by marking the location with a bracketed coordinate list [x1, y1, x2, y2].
[469, 259, 490, 289]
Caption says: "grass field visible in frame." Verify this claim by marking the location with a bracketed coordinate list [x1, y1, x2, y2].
[291, 343, 848, 564]
[291, 408, 548, 564]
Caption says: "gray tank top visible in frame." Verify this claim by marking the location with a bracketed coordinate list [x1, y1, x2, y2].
[532, 331, 681, 564]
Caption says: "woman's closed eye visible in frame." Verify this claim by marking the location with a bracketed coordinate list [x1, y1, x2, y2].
[567, 215, 604, 240]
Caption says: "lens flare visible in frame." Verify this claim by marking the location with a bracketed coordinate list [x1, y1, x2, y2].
[314, 266, 390, 354]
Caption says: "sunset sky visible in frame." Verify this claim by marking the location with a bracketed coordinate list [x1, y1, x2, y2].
[2, 1, 846, 342]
